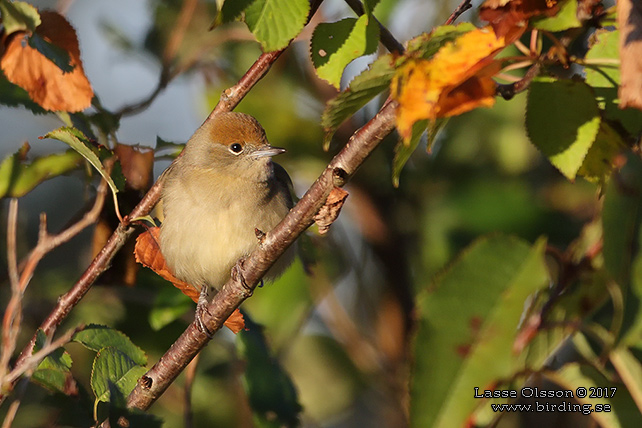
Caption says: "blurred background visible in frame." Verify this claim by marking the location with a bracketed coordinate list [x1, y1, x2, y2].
[0, 0, 607, 427]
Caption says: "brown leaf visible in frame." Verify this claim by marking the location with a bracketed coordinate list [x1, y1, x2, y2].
[0, 11, 93, 112]
[134, 227, 246, 333]
[314, 187, 349, 235]
[617, 0, 642, 111]
[480, 0, 559, 42]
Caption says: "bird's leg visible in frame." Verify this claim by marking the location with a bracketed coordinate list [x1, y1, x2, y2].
[195, 286, 214, 338]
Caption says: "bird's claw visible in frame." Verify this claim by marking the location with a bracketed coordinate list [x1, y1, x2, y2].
[195, 286, 214, 338]
[231, 260, 253, 297]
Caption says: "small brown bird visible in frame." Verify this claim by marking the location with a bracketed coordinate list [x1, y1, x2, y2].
[159, 112, 294, 314]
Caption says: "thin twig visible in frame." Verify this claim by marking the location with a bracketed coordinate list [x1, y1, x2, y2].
[344, 0, 405, 54]
[1, 199, 21, 383]
[3, 325, 82, 386]
[496, 61, 542, 100]
[445, 0, 473, 25]
[126, 98, 399, 411]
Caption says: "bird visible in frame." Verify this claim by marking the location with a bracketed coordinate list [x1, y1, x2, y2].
[159, 112, 294, 331]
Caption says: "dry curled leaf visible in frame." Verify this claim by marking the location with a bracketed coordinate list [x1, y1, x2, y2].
[314, 187, 349, 235]
[617, 0, 642, 111]
[0, 11, 93, 112]
[480, 0, 559, 41]
[134, 227, 246, 334]
[391, 27, 504, 140]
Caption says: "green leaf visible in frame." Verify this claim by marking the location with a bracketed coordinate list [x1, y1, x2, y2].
[576, 121, 627, 185]
[27, 33, 74, 73]
[610, 347, 642, 413]
[0, 0, 41, 34]
[321, 54, 394, 148]
[149, 287, 193, 331]
[602, 153, 642, 287]
[311, 15, 380, 89]
[91, 347, 147, 403]
[526, 77, 601, 180]
[406, 22, 476, 59]
[244, 0, 310, 52]
[532, 0, 581, 32]
[42, 127, 121, 197]
[73, 324, 147, 366]
[238, 316, 302, 427]
[363, 0, 381, 15]
[550, 363, 642, 427]
[32, 330, 74, 393]
[218, 0, 254, 24]
[411, 235, 549, 428]
[585, 29, 642, 136]
[0, 145, 83, 198]
[392, 118, 447, 187]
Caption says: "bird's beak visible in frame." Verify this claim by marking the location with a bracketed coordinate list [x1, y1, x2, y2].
[252, 146, 286, 159]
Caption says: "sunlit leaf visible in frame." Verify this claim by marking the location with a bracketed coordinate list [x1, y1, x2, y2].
[532, 0, 581, 32]
[392, 27, 504, 140]
[244, 0, 310, 52]
[73, 324, 147, 366]
[411, 235, 549, 428]
[0, 0, 40, 34]
[0, 11, 93, 112]
[311, 15, 380, 89]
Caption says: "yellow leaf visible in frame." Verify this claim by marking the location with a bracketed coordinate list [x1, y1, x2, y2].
[392, 27, 505, 140]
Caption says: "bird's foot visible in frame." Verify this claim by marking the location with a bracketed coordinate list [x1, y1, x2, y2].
[231, 260, 254, 297]
[195, 286, 214, 338]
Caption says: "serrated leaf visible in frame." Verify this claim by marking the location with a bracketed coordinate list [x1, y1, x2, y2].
[0, 0, 40, 34]
[238, 316, 302, 426]
[42, 127, 121, 197]
[217, 0, 254, 24]
[577, 121, 627, 184]
[73, 324, 147, 366]
[32, 329, 74, 393]
[363, 0, 381, 15]
[91, 347, 147, 403]
[27, 33, 73, 73]
[405, 23, 477, 59]
[411, 235, 549, 428]
[321, 54, 394, 147]
[0, 146, 83, 198]
[585, 29, 642, 136]
[244, 0, 309, 52]
[311, 15, 380, 89]
[532, 0, 580, 32]
[526, 78, 601, 180]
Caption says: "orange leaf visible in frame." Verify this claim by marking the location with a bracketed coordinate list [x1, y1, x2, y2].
[480, 0, 559, 42]
[135, 227, 200, 301]
[391, 27, 504, 139]
[134, 227, 246, 333]
[0, 11, 93, 112]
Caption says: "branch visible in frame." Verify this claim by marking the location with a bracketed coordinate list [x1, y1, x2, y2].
[445, 0, 473, 25]
[496, 61, 542, 100]
[126, 98, 399, 411]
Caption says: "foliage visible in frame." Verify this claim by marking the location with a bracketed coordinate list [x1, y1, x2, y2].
[1, 0, 642, 427]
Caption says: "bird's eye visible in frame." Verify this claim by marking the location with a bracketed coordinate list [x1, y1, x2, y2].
[229, 143, 243, 154]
